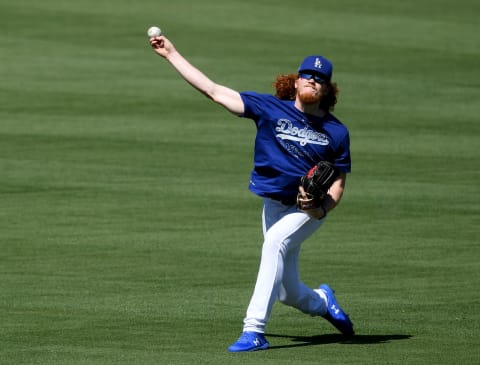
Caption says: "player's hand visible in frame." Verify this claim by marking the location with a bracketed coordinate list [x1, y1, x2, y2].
[149, 35, 175, 58]
[297, 186, 327, 219]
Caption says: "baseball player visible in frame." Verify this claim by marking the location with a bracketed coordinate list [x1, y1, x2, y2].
[149, 34, 354, 352]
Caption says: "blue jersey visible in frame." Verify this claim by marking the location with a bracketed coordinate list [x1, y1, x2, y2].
[240, 92, 351, 202]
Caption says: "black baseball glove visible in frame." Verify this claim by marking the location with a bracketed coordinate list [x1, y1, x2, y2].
[297, 161, 339, 214]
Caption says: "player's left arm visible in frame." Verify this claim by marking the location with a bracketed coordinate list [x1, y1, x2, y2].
[304, 172, 346, 220]
[323, 172, 346, 212]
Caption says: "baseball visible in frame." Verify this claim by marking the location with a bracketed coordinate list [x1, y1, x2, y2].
[147, 26, 162, 37]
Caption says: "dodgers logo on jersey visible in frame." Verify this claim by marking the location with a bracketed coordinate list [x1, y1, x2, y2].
[275, 119, 329, 146]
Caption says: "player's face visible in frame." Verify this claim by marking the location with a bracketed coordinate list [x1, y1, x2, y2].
[295, 74, 326, 105]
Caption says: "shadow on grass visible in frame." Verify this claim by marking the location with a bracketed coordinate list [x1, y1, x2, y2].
[265, 333, 412, 350]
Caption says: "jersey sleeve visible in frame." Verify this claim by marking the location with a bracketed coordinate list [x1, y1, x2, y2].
[334, 131, 351, 173]
[239, 92, 268, 122]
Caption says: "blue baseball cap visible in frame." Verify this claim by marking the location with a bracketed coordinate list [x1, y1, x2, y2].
[298, 55, 333, 81]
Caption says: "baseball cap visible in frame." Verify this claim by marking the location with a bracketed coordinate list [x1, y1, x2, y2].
[298, 55, 333, 81]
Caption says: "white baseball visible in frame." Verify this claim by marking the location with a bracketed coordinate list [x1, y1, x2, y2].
[147, 26, 162, 37]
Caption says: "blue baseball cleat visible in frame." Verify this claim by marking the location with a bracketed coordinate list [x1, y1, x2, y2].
[227, 331, 269, 352]
[319, 284, 355, 336]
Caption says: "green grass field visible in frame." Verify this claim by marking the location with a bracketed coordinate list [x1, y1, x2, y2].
[1, 0, 479, 364]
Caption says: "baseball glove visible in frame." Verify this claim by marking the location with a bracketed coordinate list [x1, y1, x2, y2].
[297, 161, 339, 213]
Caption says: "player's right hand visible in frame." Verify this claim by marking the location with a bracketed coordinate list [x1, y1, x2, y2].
[149, 36, 174, 58]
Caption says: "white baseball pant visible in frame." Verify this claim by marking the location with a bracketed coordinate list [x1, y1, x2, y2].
[242, 198, 328, 333]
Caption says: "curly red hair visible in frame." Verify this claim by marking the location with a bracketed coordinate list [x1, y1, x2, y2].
[273, 73, 339, 112]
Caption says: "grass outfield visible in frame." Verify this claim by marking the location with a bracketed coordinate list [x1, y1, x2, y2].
[1, 0, 479, 364]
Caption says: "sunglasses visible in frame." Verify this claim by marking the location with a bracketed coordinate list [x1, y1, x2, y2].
[298, 73, 327, 84]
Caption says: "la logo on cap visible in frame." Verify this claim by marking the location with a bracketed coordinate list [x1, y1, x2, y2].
[298, 55, 333, 81]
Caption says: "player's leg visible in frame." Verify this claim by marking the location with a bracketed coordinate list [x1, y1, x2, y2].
[242, 199, 324, 333]
[278, 219, 355, 336]
[277, 244, 327, 315]
[229, 199, 317, 351]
